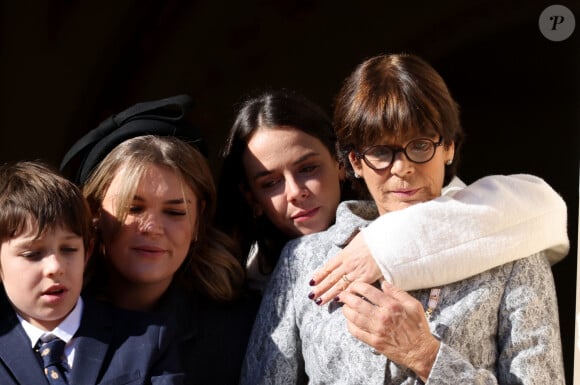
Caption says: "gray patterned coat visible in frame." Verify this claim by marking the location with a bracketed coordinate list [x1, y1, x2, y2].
[240, 201, 564, 385]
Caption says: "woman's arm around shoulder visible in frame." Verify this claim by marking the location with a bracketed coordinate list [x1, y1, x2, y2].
[363, 173, 569, 290]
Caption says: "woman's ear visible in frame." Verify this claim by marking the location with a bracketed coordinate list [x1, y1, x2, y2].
[445, 141, 455, 164]
[348, 151, 363, 178]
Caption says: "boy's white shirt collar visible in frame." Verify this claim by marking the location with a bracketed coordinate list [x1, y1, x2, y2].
[18, 297, 83, 348]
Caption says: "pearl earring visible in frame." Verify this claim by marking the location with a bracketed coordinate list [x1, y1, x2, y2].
[354, 172, 361, 179]
[446, 159, 453, 166]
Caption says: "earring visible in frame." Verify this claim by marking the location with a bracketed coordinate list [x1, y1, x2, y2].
[354, 172, 361, 179]
[446, 159, 453, 166]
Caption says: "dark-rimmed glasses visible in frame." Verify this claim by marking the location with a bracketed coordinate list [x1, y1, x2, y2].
[355, 137, 443, 171]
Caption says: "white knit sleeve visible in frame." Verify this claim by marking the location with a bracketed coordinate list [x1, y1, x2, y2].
[362, 174, 569, 291]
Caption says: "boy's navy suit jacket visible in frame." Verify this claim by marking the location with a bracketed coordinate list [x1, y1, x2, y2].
[0, 292, 184, 385]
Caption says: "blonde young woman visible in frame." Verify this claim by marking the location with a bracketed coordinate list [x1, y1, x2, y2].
[61, 96, 258, 385]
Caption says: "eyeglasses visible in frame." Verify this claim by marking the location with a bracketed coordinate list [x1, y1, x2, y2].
[355, 136, 443, 171]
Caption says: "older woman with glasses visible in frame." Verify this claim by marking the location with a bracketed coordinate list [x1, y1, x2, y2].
[240, 53, 565, 384]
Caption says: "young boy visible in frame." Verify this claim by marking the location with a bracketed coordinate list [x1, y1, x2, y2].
[0, 161, 183, 385]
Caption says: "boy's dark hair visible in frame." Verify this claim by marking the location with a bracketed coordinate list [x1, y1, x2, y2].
[0, 161, 92, 250]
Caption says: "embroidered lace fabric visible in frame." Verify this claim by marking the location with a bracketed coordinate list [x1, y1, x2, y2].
[240, 200, 565, 385]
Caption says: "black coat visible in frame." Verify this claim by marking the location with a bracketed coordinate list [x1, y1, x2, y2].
[0, 291, 184, 385]
[158, 285, 260, 385]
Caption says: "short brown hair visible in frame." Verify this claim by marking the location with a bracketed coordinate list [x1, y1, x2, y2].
[333, 53, 464, 186]
[0, 161, 92, 250]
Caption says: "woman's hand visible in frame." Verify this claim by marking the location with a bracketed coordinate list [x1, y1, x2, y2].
[308, 231, 382, 305]
[339, 281, 440, 382]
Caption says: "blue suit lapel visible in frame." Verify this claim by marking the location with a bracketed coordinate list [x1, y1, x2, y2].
[68, 299, 113, 385]
[0, 304, 48, 385]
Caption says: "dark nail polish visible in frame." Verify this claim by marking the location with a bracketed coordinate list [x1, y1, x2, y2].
[333, 296, 340, 302]
[309, 279, 316, 286]
[308, 292, 315, 300]
[315, 298, 322, 305]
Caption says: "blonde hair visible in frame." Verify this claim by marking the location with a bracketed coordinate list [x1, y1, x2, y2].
[83, 135, 244, 301]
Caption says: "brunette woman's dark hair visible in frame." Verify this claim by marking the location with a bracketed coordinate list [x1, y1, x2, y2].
[217, 89, 354, 276]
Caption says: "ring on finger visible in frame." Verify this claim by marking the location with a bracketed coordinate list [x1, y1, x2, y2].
[342, 274, 351, 285]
